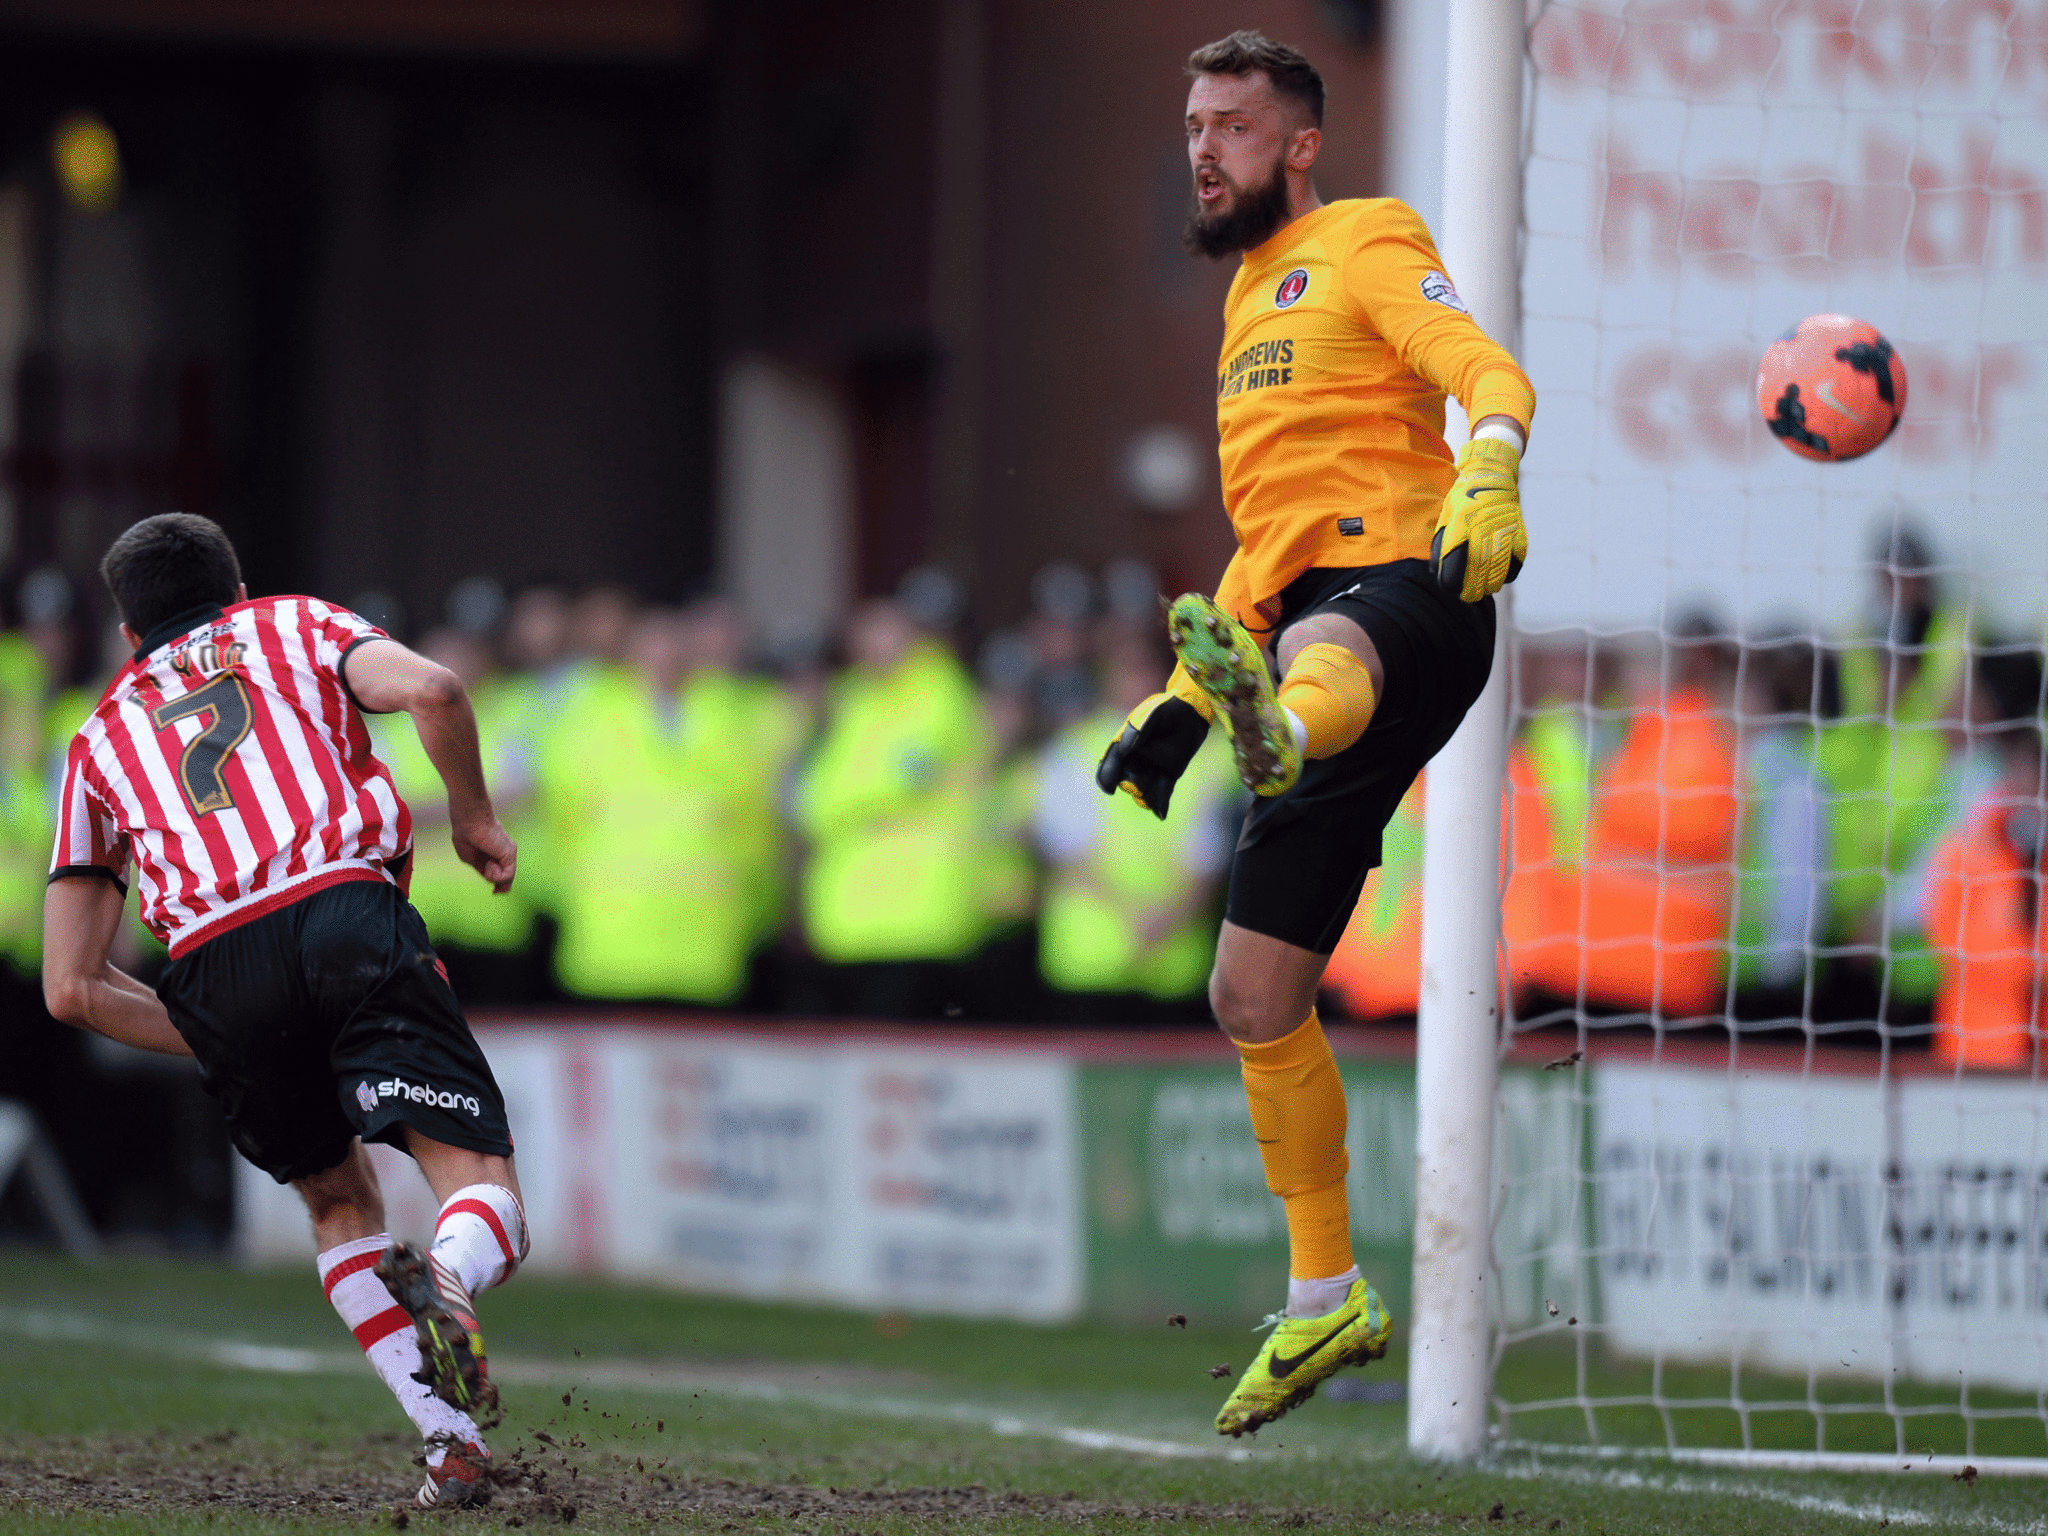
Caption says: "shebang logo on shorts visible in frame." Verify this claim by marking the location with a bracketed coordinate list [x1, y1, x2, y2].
[361, 1074, 482, 1118]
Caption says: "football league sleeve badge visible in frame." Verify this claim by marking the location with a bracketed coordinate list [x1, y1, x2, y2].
[1420, 271, 1469, 312]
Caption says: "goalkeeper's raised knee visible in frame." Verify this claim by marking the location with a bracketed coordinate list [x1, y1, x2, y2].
[1277, 642, 1378, 760]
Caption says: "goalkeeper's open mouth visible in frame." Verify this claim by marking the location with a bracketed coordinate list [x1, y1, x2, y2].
[1195, 167, 1226, 205]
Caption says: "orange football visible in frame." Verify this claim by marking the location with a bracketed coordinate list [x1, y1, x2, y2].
[1756, 315, 1907, 462]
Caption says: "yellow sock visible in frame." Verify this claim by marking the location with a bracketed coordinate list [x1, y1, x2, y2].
[1237, 1009, 1355, 1281]
[1277, 643, 1376, 758]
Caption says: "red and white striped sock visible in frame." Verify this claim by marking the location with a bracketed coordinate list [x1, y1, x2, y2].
[429, 1184, 528, 1298]
[317, 1234, 479, 1458]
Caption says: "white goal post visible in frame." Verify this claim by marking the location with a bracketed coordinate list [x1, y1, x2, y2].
[1408, 0, 1525, 1464]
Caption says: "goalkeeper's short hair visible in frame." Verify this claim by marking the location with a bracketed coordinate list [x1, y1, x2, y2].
[1186, 30, 1325, 127]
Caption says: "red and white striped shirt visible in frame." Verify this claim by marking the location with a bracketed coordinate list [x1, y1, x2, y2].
[51, 596, 414, 957]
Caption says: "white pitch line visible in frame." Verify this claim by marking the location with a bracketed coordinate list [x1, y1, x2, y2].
[1500, 1438, 2048, 1480]
[0, 1307, 339, 1375]
[522, 1353, 1252, 1462]
[25, 1302, 2032, 1526]
[1495, 1453, 2048, 1535]
[0, 1307, 1249, 1464]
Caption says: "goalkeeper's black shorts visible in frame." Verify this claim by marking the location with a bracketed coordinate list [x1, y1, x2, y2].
[1223, 558, 1495, 954]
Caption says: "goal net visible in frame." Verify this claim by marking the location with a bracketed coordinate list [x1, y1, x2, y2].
[1488, 0, 2048, 1471]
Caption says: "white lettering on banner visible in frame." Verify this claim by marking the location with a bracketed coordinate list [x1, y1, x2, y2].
[1594, 1064, 2048, 1392]
[1518, 0, 2048, 633]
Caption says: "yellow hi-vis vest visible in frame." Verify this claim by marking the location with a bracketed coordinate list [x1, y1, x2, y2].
[370, 676, 537, 955]
[1817, 603, 1968, 996]
[526, 659, 647, 925]
[0, 633, 44, 791]
[1035, 710, 1236, 999]
[0, 633, 48, 975]
[1820, 605, 1967, 914]
[547, 676, 757, 1003]
[0, 764, 46, 976]
[672, 667, 808, 948]
[1520, 708, 1591, 863]
[795, 640, 990, 964]
[38, 673, 162, 970]
[491, 666, 588, 924]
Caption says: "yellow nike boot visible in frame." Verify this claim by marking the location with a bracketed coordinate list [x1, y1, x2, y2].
[1214, 1277, 1392, 1437]
[1166, 593, 1301, 798]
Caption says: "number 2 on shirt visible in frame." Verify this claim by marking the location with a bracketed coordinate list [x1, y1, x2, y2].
[149, 672, 253, 817]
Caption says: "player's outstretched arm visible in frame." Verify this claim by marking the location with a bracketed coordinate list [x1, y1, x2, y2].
[42, 875, 194, 1055]
[342, 639, 516, 893]
[1341, 203, 1534, 602]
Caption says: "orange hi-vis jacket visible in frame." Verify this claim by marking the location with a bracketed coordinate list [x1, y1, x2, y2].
[1323, 776, 1426, 1020]
[1518, 686, 1740, 1018]
[1925, 798, 2045, 1070]
[1210, 198, 1535, 633]
[1322, 748, 1555, 1022]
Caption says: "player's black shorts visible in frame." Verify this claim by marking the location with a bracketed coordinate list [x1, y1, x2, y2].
[158, 878, 513, 1184]
[1224, 558, 1495, 953]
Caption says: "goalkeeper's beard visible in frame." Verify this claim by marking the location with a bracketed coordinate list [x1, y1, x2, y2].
[1183, 155, 1292, 259]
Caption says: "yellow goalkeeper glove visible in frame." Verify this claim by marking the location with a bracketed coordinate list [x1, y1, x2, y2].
[1095, 666, 1213, 820]
[1431, 435, 1528, 603]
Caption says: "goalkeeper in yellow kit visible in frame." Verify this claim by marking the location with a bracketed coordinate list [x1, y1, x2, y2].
[1097, 31, 1534, 1437]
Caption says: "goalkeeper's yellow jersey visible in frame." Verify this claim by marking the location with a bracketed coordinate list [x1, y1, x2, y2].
[1210, 197, 1535, 633]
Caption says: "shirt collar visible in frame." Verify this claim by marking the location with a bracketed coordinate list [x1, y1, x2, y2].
[132, 603, 227, 661]
[1243, 201, 1337, 268]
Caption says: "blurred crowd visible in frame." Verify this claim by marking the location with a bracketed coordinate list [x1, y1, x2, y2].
[1325, 525, 2048, 1069]
[0, 558, 1246, 1032]
[0, 526, 2044, 1071]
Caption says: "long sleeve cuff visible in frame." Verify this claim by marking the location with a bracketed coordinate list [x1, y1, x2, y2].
[1468, 366, 1535, 436]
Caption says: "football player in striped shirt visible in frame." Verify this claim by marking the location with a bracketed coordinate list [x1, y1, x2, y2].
[42, 514, 526, 1509]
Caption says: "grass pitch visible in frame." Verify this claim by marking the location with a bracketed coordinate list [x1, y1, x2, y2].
[0, 1248, 2037, 1534]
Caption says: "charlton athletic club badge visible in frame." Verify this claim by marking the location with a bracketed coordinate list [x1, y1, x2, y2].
[1274, 268, 1310, 309]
